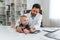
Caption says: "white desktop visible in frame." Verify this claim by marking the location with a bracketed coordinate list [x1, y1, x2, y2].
[0, 26, 60, 40]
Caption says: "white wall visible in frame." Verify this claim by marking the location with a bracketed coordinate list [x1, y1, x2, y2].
[49, 0, 60, 27]
[41, 0, 60, 27]
[27, 0, 41, 10]
[40, 0, 50, 27]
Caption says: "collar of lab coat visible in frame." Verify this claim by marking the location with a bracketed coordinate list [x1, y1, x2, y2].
[29, 12, 40, 20]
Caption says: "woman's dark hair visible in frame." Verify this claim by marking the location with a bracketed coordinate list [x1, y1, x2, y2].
[32, 4, 41, 10]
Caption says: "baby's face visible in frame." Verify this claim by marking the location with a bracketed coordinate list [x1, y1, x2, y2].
[20, 17, 28, 25]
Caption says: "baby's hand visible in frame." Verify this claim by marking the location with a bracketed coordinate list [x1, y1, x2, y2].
[23, 29, 30, 34]
[30, 27, 35, 33]
[17, 27, 23, 33]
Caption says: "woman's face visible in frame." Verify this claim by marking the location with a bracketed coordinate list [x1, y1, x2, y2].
[31, 7, 40, 16]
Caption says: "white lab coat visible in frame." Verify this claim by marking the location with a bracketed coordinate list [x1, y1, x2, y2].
[16, 12, 42, 30]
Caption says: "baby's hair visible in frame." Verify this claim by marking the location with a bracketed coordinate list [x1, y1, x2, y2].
[20, 15, 27, 18]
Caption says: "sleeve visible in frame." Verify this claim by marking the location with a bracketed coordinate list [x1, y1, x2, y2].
[25, 24, 30, 30]
[34, 15, 42, 30]
[15, 19, 20, 27]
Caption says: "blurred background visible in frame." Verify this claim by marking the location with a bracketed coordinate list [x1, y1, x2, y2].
[0, 0, 60, 27]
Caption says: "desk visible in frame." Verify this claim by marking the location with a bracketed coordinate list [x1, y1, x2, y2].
[0, 26, 56, 40]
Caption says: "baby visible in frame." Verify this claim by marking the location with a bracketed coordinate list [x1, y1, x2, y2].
[16, 15, 35, 34]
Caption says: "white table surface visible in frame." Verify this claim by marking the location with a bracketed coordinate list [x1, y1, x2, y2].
[0, 26, 57, 40]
